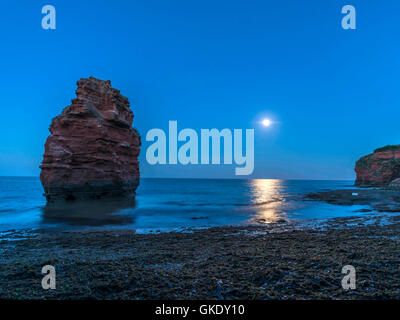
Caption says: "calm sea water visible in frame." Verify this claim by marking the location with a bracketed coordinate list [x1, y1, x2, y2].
[0, 177, 370, 233]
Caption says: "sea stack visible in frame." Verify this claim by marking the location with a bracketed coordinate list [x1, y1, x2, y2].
[40, 77, 140, 202]
[355, 145, 400, 187]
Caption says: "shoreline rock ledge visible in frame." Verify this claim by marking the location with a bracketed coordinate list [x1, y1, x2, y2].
[40, 77, 141, 202]
[355, 145, 400, 187]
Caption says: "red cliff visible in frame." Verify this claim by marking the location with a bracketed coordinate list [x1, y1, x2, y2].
[40, 77, 140, 201]
[355, 145, 400, 187]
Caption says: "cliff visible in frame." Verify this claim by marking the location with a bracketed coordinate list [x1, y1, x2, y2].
[40, 77, 140, 201]
[355, 145, 400, 187]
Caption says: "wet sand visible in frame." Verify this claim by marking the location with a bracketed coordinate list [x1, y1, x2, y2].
[1, 212, 400, 300]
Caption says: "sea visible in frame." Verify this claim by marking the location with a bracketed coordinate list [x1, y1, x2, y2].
[0, 177, 372, 233]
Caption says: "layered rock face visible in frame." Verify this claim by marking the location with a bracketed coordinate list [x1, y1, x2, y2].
[355, 145, 400, 187]
[40, 77, 140, 201]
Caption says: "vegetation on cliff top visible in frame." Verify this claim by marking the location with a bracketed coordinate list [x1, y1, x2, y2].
[374, 145, 400, 153]
[356, 145, 400, 169]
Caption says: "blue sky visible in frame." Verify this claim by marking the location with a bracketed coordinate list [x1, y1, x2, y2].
[0, 0, 399, 179]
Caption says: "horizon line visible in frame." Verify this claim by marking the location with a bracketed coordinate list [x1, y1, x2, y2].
[0, 175, 355, 182]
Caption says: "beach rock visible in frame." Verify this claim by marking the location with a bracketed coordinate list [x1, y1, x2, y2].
[389, 178, 400, 190]
[40, 77, 140, 202]
[306, 188, 400, 212]
[355, 145, 400, 187]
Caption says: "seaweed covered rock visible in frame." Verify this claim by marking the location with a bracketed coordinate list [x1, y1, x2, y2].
[40, 77, 140, 202]
[355, 145, 400, 187]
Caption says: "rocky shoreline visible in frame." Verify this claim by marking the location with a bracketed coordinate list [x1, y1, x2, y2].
[1, 212, 400, 300]
[306, 188, 400, 213]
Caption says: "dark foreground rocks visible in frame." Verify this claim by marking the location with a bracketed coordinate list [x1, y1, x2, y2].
[1, 215, 400, 300]
[40, 77, 140, 202]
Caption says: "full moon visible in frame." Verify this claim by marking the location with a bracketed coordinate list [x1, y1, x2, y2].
[262, 118, 271, 127]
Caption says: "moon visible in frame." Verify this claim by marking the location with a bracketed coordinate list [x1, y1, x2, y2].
[262, 118, 271, 127]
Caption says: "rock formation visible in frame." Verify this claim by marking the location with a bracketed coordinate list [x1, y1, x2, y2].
[40, 77, 140, 201]
[389, 178, 400, 190]
[355, 145, 400, 187]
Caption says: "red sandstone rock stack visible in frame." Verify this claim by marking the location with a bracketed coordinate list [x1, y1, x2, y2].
[355, 145, 400, 187]
[40, 77, 140, 201]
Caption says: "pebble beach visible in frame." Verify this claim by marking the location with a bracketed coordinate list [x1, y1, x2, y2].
[1, 212, 399, 300]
